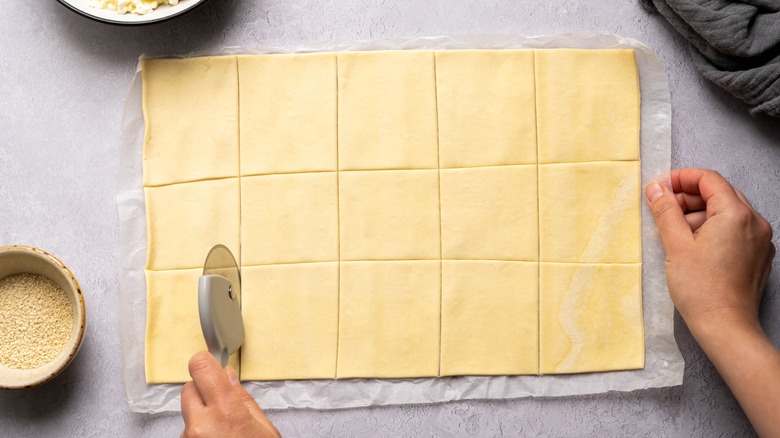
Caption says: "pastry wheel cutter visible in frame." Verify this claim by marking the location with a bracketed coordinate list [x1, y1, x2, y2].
[198, 244, 244, 367]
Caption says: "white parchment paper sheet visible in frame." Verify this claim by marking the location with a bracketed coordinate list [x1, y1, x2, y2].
[117, 34, 683, 413]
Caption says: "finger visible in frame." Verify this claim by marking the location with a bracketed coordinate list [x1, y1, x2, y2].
[733, 187, 751, 206]
[645, 181, 694, 253]
[732, 189, 767, 225]
[675, 192, 706, 212]
[226, 366, 281, 438]
[188, 351, 233, 407]
[685, 211, 707, 232]
[759, 243, 776, 293]
[670, 168, 732, 196]
[670, 169, 742, 214]
[181, 381, 204, 424]
[733, 187, 757, 211]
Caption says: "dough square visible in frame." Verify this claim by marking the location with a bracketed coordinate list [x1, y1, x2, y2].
[540, 263, 644, 374]
[339, 170, 440, 261]
[145, 178, 240, 270]
[440, 261, 538, 376]
[337, 261, 440, 378]
[538, 161, 641, 263]
[238, 54, 337, 176]
[435, 50, 537, 168]
[240, 263, 338, 380]
[142, 56, 239, 186]
[440, 165, 538, 261]
[241, 173, 338, 266]
[337, 51, 438, 170]
[535, 49, 640, 164]
[145, 269, 240, 383]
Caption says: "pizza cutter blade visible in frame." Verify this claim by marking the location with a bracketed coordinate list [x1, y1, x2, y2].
[198, 244, 244, 367]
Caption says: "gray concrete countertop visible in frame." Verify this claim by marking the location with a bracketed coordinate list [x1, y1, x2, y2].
[1, 1, 778, 436]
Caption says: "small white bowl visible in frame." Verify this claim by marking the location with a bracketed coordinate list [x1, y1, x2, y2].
[57, 0, 209, 25]
[0, 245, 86, 389]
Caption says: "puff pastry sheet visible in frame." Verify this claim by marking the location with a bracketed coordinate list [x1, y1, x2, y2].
[142, 49, 642, 383]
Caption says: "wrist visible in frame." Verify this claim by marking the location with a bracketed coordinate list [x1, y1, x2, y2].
[680, 299, 760, 335]
[686, 310, 765, 351]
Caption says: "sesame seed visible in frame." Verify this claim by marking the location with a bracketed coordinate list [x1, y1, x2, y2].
[0, 273, 74, 369]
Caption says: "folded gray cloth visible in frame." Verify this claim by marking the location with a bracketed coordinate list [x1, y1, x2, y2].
[643, 0, 780, 117]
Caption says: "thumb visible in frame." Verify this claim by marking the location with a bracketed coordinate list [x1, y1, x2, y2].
[645, 181, 692, 254]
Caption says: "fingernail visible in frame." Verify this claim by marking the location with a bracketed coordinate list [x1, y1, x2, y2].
[226, 366, 239, 385]
[646, 182, 663, 203]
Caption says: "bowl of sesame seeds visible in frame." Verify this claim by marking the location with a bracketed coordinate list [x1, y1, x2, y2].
[0, 245, 86, 389]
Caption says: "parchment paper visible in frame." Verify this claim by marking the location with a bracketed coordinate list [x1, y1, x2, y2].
[117, 34, 683, 413]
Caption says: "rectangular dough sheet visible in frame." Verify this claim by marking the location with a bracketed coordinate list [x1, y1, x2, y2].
[142, 49, 643, 383]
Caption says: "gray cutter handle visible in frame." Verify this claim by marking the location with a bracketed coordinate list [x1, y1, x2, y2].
[198, 274, 243, 367]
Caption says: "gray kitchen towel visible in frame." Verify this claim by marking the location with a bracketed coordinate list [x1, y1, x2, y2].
[643, 0, 780, 117]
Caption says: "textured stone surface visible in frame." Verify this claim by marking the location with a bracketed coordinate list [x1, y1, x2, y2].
[0, 0, 778, 436]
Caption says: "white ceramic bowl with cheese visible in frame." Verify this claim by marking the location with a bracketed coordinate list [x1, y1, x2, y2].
[58, 0, 209, 25]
